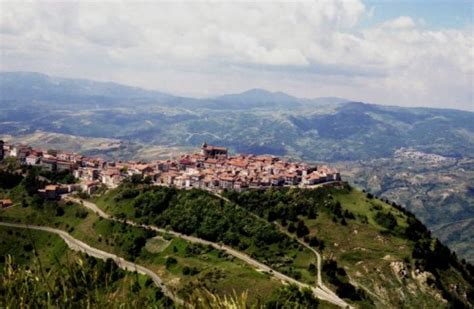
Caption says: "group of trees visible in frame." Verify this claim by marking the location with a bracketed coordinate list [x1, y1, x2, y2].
[322, 260, 368, 302]
[107, 185, 308, 278]
[265, 285, 319, 309]
[374, 211, 398, 230]
[93, 219, 155, 260]
[224, 186, 356, 229]
[0, 170, 23, 189]
[39, 169, 76, 184]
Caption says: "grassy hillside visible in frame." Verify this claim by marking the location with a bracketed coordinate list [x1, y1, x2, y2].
[94, 184, 317, 285]
[337, 152, 474, 263]
[1, 161, 473, 307]
[225, 184, 474, 308]
[0, 227, 171, 308]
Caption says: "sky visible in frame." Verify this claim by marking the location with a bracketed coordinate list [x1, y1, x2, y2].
[0, 0, 473, 111]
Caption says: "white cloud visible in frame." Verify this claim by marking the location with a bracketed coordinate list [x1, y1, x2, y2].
[0, 0, 472, 110]
[381, 16, 417, 29]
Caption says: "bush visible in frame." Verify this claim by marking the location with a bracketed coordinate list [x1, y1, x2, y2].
[182, 266, 191, 275]
[374, 212, 397, 230]
[55, 206, 65, 217]
[296, 220, 309, 238]
[75, 209, 89, 219]
[165, 257, 177, 269]
[265, 285, 319, 308]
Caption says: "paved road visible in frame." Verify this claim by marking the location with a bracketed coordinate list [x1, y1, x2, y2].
[213, 191, 345, 299]
[274, 223, 344, 300]
[67, 196, 351, 308]
[0, 221, 182, 306]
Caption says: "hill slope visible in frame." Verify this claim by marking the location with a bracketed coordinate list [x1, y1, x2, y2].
[92, 182, 474, 307]
[1, 161, 473, 307]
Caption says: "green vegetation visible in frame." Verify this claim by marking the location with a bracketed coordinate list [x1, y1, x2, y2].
[339, 154, 474, 264]
[0, 226, 172, 308]
[265, 285, 319, 309]
[1, 255, 172, 308]
[95, 184, 316, 284]
[39, 169, 76, 184]
[0, 172, 288, 306]
[1, 159, 473, 307]
[225, 184, 474, 308]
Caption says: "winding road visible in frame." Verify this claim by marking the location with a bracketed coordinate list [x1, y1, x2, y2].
[274, 222, 343, 300]
[66, 196, 351, 308]
[0, 221, 183, 306]
[213, 191, 341, 298]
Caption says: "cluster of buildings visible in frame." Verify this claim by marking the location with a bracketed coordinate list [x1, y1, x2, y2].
[1, 141, 341, 197]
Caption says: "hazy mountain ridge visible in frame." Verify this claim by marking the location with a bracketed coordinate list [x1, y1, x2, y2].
[1, 72, 473, 161]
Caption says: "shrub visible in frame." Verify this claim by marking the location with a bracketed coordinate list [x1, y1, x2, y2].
[374, 212, 397, 230]
[166, 257, 177, 269]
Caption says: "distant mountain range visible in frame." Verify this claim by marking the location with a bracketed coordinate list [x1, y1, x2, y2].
[1, 71, 474, 263]
[0, 71, 347, 110]
[1, 71, 472, 161]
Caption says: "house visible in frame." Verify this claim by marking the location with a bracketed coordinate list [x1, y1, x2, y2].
[219, 174, 235, 189]
[129, 164, 153, 175]
[10, 145, 31, 161]
[40, 158, 57, 172]
[270, 175, 285, 186]
[303, 171, 327, 185]
[284, 172, 299, 185]
[81, 180, 99, 195]
[0, 199, 13, 208]
[57, 152, 74, 161]
[25, 155, 40, 166]
[318, 166, 341, 181]
[201, 143, 228, 158]
[57, 160, 74, 172]
[38, 185, 69, 200]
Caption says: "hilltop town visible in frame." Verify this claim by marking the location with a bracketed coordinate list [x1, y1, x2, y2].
[0, 140, 341, 198]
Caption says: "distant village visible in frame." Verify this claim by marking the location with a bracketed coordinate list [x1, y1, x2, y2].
[0, 140, 341, 199]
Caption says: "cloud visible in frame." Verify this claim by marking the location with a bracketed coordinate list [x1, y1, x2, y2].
[0, 0, 472, 110]
[381, 16, 417, 29]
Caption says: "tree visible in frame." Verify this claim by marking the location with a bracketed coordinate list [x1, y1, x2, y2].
[165, 257, 177, 269]
[182, 266, 191, 275]
[55, 206, 65, 217]
[296, 220, 309, 238]
[23, 170, 41, 196]
[0, 170, 23, 189]
[287, 222, 296, 233]
[375, 212, 397, 230]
